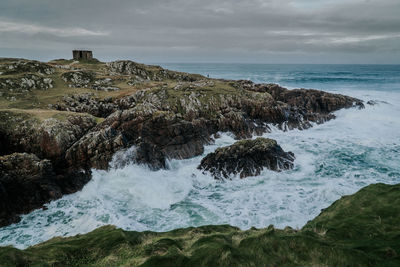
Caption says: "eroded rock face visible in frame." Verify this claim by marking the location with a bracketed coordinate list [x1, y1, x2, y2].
[65, 108, 213, 170]
[0, 111, 97, 169]
[65, 82, 363, 171]
[0, 153, 90, 227]
[198, 138, 295, 179]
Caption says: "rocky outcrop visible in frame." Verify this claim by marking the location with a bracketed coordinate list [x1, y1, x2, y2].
[0, 111, 97, 169]
[65, 108, 212, 170]
[0, 111, 95, 226]
[61, 71, 120, 91]
[0, 59, 54, 75]
[107, 60, 203, 82]
[198, 138, 295, 179]
[264, 84, 364, 114]
[51, 93, 117, 118]
[64, 81, 362, 171]
[0, 59, 55, 101]
[0, 75, 53, 91]
[61, 71, 94, 87]
[0, 153, 90, 227]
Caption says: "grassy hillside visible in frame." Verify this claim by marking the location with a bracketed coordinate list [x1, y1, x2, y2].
[1, 183, 399, 266]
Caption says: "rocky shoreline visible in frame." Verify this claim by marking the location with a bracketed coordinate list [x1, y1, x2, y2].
[0, 58, 364, 227]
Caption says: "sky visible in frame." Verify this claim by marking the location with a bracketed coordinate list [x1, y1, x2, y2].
[0, 0, 399, 64]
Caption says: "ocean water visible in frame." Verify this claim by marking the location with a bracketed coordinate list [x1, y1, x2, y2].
[1, 64, 400, 249]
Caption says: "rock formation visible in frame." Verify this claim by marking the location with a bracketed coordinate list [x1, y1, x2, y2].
[198, 138, 295, 179]
[0, 58, 364, 227]
[0, 153, 90, 227]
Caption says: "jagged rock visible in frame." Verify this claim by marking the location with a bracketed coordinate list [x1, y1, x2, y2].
[92, 78, 120, 91]
[61, 71, 120, 91]
[52, 93, 117, 118]
[0, 111, 97, 169]
[0, 75, 53, 92]
[65, 82, 363, 170]
[0, 153, 90, 227]
[61, 71, 95, 87]
[366, 100, 388, 106]
[0, 111, 95, 226]
[107, 60, 202, 82]
[65, 108, 213, 170]
[198, 138, 295, 179]
[0, 60, 54, 75]
[265, 85, 365, 113]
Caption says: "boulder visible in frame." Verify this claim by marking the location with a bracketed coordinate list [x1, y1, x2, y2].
[198, 137, 295, 179]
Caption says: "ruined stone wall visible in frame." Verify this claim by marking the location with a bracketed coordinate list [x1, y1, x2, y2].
[73, 50, 93, 60]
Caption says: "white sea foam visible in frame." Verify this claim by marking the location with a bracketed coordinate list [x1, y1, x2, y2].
[0, 88, 399, 249]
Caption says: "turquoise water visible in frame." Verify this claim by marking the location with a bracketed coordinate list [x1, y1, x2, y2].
[161, 63, 400, 92]
[1, 64, 399, 249]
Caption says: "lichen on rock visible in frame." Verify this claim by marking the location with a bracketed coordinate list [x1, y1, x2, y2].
[0, 59, 54, 75]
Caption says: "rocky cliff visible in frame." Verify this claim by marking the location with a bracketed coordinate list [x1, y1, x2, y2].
[0, 58, 364, 227]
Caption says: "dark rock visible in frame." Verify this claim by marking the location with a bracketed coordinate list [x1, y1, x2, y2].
[198, 137, 295, 179]
[256, 83, 365, 113]
[65, 109, 213, 170]
[0, 153, 90, 227]
[0, 111, 97, 169]
[65, 82, 363, 171]
[367, 100, 388, 106]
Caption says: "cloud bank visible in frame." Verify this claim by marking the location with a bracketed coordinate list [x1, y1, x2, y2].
[0, 0, 399, 63]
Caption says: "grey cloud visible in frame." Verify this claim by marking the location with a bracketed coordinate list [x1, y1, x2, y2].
[0, 0, 399, 63]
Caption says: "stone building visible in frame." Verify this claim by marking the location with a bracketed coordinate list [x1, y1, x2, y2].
[73, 50, 93, 60]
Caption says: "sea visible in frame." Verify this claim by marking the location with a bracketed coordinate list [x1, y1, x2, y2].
[1, 64, 400, 249]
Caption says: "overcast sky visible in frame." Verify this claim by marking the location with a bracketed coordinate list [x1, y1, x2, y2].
[0, 0, 399, 63]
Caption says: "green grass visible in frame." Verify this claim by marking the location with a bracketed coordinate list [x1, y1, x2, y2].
[0, 183, 399, 266]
